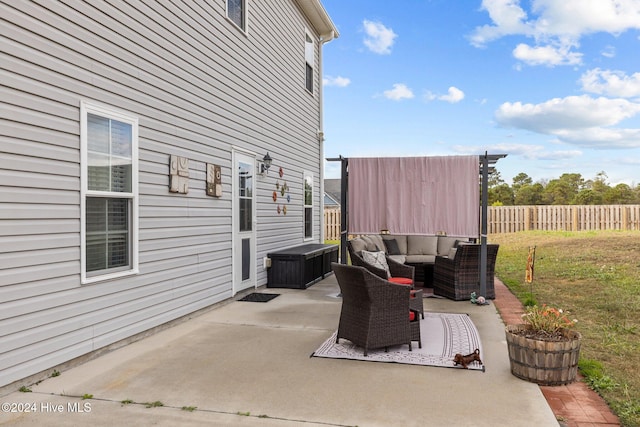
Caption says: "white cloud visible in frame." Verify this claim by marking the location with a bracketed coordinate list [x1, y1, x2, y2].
[453, 142, 582, 162]
[495, 95, 640, 148]
[580, 68, 640, 98]
[470, 0, 532, 47]
[513, 43, 582, 66]
[439, 87, 465, 103]
[470, 0, 640, 66]
[529, 0, 640, 36]
[526, 149, 583, 160]
[323, 76, 351, 87]
[383, 83, 414, 101]
[495, 143, 582, 160]
[601, 45, 616, 58]
[424, 87, 465, 103]
[362, 20, 397, 55]
[556, 127, 640, 148]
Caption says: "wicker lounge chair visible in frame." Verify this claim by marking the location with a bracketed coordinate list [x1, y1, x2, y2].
[347, 241, 423, 318]
[332, 263, 421, 356]
[347, 240, 415, 283]
[432, 244, 499, 301]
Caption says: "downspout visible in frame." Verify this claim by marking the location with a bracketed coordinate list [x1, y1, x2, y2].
[318, 31, 335, 242]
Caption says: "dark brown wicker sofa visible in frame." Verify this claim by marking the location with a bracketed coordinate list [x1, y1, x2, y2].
[348, 234, 470, 285]
[432, 243, 499, 301]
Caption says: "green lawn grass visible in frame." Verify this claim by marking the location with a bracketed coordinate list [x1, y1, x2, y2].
[490, 230, 640, 427]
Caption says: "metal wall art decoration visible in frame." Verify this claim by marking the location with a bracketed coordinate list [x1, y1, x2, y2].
[273, 168, 290, 214]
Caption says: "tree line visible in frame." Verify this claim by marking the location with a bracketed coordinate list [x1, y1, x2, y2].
[487, 171, 640, 206]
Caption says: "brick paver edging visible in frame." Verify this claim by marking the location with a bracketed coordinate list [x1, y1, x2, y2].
[492, 279, 620, 427]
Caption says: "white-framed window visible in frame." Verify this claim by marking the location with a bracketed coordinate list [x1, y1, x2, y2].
[305, 29, 315, 93]
[227, 0, 247, 32]
[80, 101, 138, 284]
[304, 172, 313, 239]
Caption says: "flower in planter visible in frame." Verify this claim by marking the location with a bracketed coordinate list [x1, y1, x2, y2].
[507, 305, 581, 385]
[521, 304, 578, 339]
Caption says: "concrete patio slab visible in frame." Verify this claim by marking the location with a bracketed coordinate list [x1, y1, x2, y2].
[0, 276, 558, 427]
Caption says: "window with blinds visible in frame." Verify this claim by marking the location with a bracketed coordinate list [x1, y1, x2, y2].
[81, 102, 138, 282]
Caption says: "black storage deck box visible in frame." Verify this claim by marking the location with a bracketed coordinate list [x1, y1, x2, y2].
[267, 243, 338, 289]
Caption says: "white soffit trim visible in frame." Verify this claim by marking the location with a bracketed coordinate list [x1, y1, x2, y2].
[295, 0, 339, 40]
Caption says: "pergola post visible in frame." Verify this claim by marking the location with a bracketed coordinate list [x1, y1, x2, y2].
[326, 156, 349, 264]
[480, 153, 489, 298]
[478, 152, 507, 298]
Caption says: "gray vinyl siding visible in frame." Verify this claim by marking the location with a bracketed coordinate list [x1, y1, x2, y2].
[0, 0, 328, 387]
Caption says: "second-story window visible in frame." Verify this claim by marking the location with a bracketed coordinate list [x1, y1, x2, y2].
[305, 30, 314, 93]
[227, 0, 246, 31]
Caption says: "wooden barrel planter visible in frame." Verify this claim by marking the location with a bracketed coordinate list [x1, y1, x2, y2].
[505, 324, 581, 386]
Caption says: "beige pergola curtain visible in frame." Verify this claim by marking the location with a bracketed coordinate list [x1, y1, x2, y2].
[348, 156, 479, 237]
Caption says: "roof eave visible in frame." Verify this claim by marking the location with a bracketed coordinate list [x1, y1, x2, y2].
[295, 0, 339, 41]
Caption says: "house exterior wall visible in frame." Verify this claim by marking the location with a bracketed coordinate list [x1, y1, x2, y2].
[0, 0, 335, 388]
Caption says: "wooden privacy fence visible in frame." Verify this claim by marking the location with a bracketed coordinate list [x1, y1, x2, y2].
[487, 205, 640, 233]
[324, 205, 640, 238]
[324, 207, 341, 240]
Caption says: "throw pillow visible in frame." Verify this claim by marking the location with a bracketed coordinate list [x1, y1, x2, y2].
[383, 239, 401, 255]
[448, 247, 457, 259]
[361, 250, 391, 278]
[349, 238, 367, 255]
[367, 234, 385, 252]
[361, 236, 381, 251]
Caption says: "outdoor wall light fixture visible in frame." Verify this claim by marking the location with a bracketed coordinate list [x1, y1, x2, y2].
[261, 152, 272, 175]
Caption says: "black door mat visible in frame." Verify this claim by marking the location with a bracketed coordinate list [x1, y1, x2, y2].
[238, 293, 280, 303]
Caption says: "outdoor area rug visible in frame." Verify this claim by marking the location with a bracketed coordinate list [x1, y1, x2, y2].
[238, 293, 280, 303]
[312, 312, 484, 371]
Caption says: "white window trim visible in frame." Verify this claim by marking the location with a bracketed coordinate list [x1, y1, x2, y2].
[303, 171, 314, 240]
[226, 0, 248, 33]
[80, 101, 139, 284]
[305, 28, 315, 94]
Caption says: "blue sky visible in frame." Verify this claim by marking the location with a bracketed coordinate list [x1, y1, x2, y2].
[320, 0, 640, 187]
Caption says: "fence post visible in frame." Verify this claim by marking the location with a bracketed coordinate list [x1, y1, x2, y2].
[623, 206, 629, 230]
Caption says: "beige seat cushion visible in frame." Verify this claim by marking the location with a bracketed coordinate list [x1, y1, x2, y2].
[360, 235, 382, 252]
[407, 235, 438, 255]
[366, 234, 386, 252]
[387, 254, 406, 264]
[349, 238, 367, 254]
[437, 236, 459, 256]
[405, 254, 436, 264]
